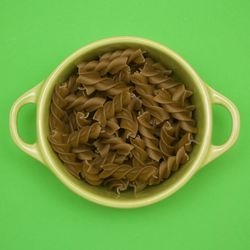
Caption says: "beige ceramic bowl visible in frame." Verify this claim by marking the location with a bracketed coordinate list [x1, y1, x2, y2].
[10, 37, 240, 208]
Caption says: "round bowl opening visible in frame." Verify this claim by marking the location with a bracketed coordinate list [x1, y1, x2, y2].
[38, 37, 211, 208]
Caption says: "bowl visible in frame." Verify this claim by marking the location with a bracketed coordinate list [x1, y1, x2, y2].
[9, 36, 240, 208]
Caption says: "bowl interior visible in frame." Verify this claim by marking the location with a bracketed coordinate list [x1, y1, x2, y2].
[39, 37, 210, 207]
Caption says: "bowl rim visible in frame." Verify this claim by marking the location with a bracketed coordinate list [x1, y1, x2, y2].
[37, 36, 211, 208]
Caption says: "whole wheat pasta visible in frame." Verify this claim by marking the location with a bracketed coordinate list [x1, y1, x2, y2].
[48, 48, 197, 193]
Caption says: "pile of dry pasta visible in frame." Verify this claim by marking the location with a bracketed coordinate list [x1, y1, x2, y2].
[48, 48, 197, 193]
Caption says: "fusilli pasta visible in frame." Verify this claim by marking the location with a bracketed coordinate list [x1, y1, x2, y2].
[48, 48, 197, 193]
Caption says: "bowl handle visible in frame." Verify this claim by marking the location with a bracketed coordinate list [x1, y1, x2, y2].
[9, 82, 45, 164]
[202, 85, 240, 167]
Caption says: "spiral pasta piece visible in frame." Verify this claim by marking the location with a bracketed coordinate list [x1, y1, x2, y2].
[48, 130, 82, 179]
[67, 123, 102, 147]
[102, 136, 134, 156]
[116, 109, 138, 139]
[153, 88, 197, 133]
[131, 72, 169, 124]
[77, 56, 129, 76]
[99, 163, 158, 185]
[141, 58, 179, 89]
[99, 48, 145, 64]
[137, 112, 162, 161]
[81, 162, 103, 186]
[65, 94, 89, 111]
[93, 90, 131, 125]
[158, 146, 189, 180]
[130, 136, 148, 168]
[49, 83, 70, 132]
[76, 72, 117, 95]
[159, 121, 176, 157]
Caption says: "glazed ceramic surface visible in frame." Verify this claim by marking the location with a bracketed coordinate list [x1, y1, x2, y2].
[10, 37, 240, 208]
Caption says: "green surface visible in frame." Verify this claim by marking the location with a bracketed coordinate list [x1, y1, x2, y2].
[1, 0, 249, 249]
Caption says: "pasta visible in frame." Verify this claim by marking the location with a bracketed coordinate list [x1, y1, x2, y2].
[48, 48, 197, 193]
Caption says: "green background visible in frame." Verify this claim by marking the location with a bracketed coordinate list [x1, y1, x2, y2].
[1, 0, 249, 249]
